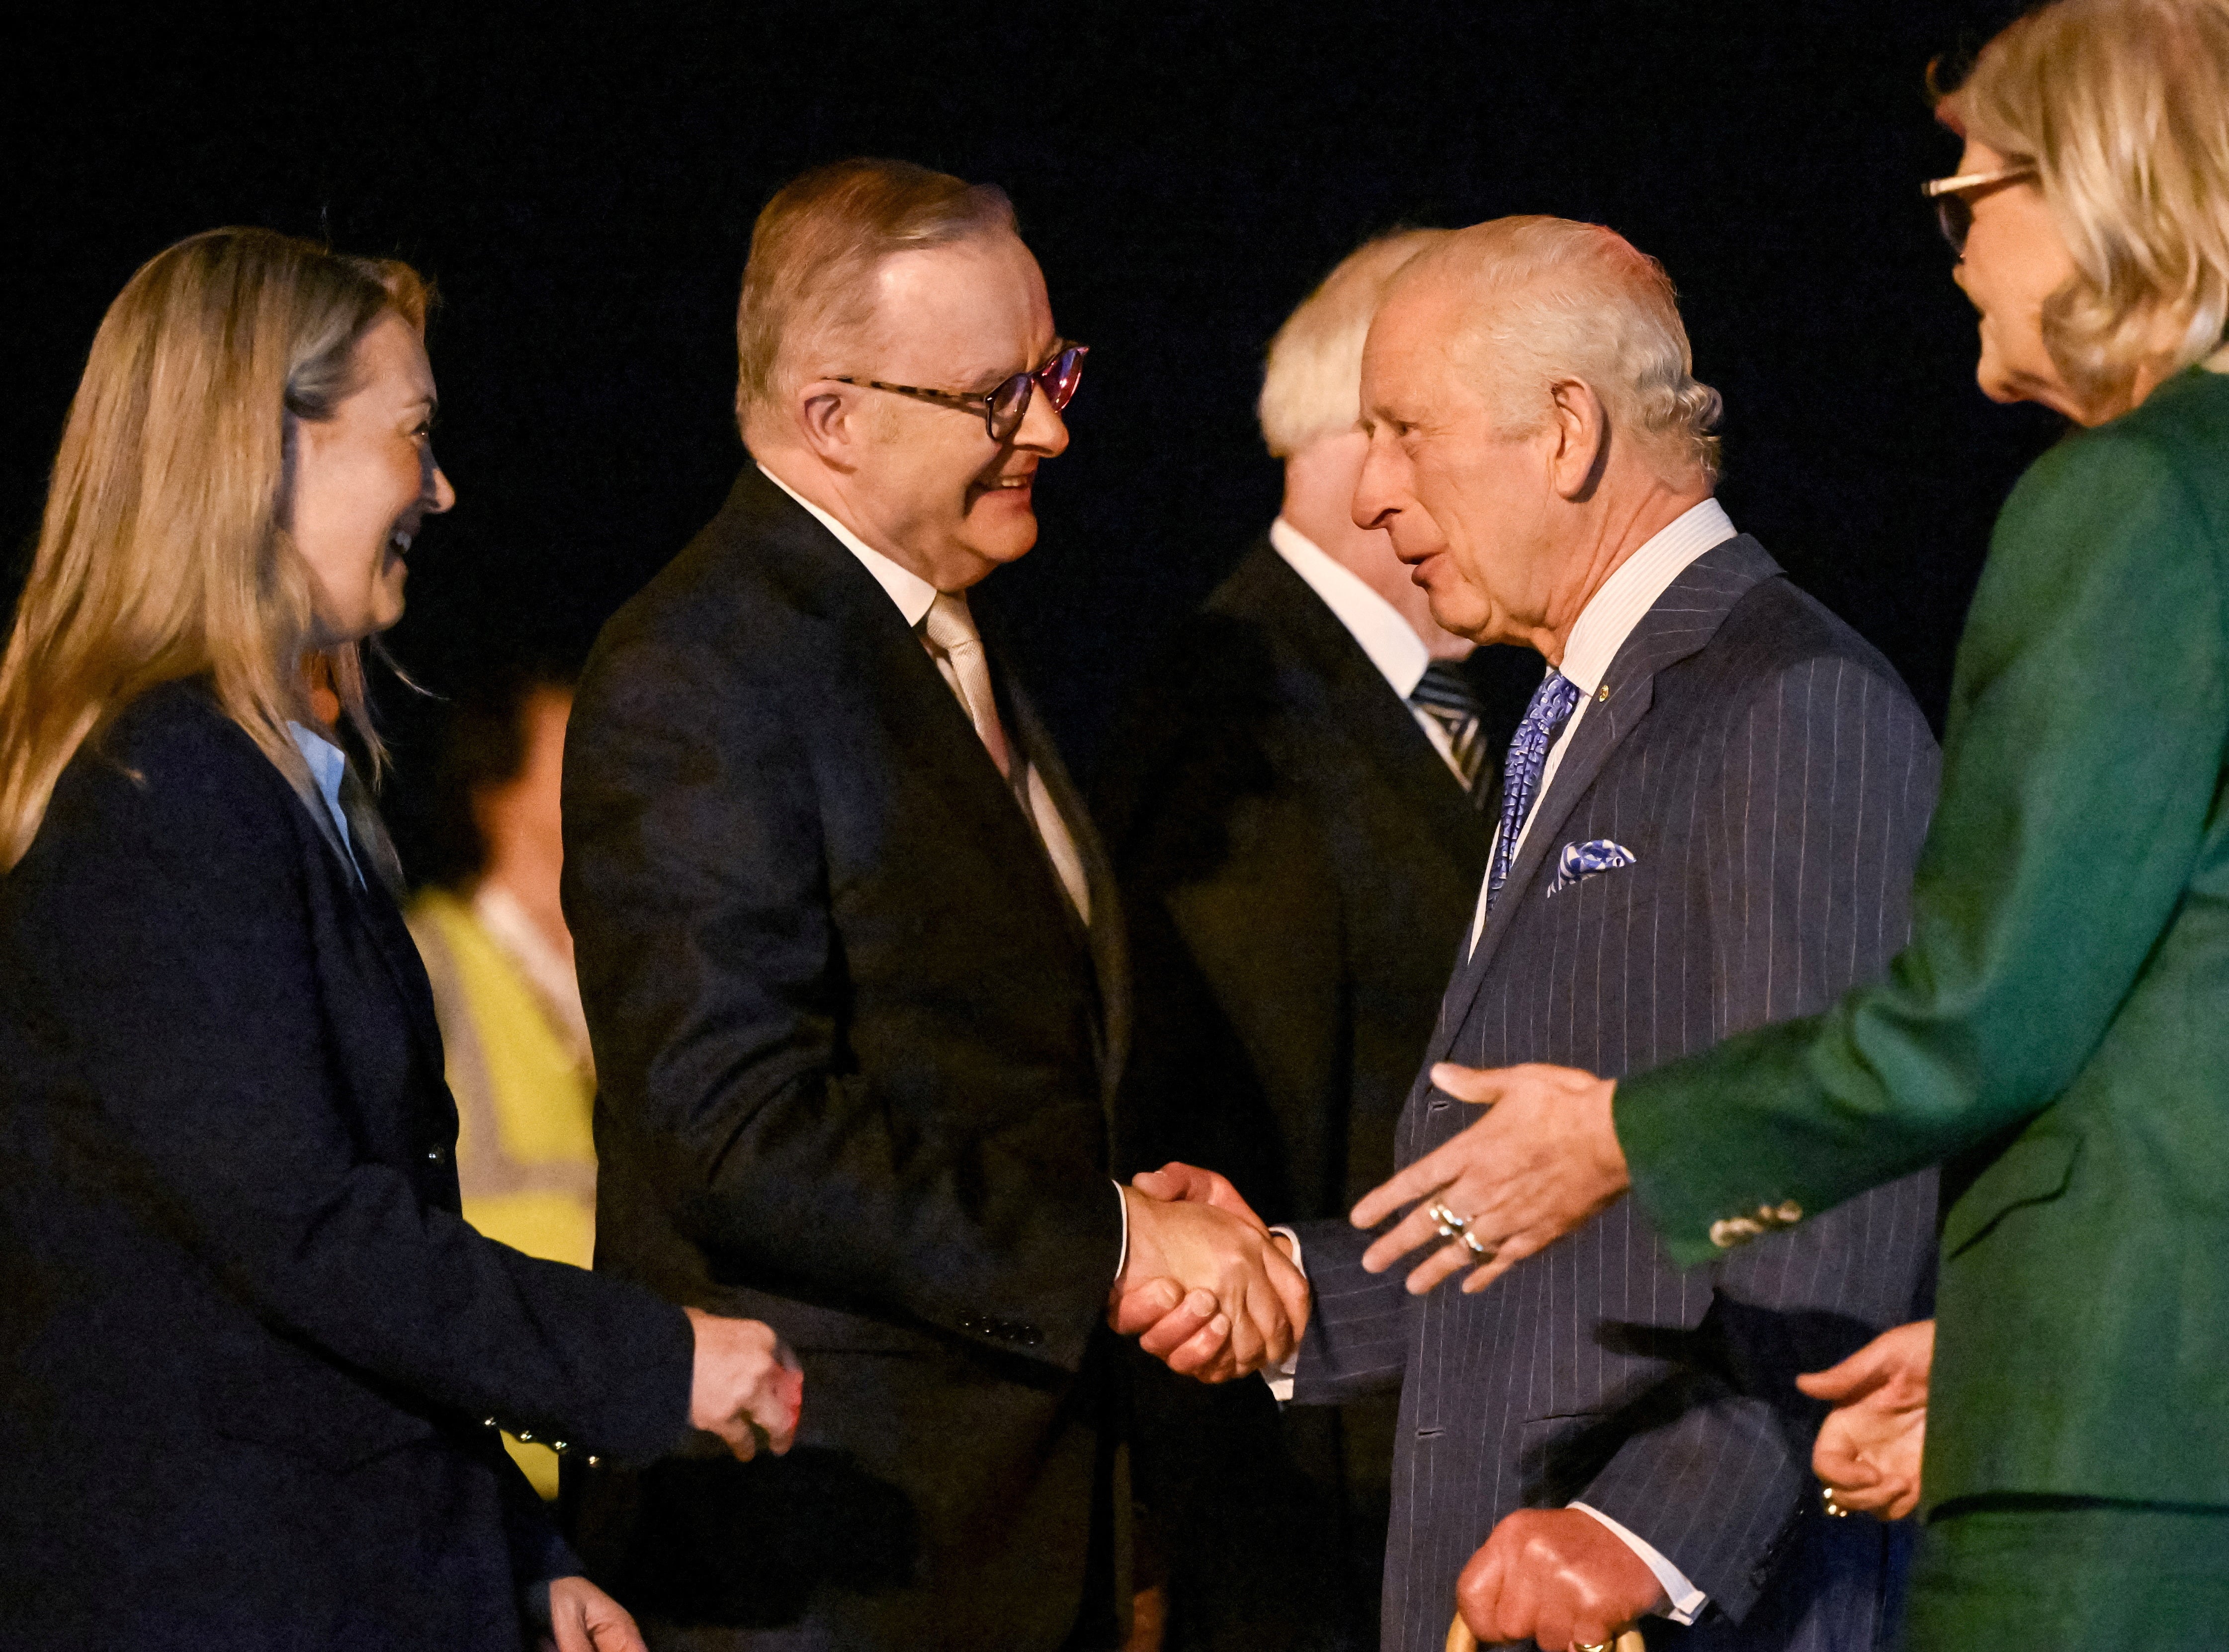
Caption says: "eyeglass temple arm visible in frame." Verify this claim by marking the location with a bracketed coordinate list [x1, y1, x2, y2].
[1922, 164, 2035, 198]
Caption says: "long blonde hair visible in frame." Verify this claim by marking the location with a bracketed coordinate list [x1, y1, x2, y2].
[0, 227, 429, 871]
[1955, 0, 2229, 406]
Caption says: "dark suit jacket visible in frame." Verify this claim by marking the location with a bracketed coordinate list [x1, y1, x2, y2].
[1094, 540, 1529, 1649]
[1294, 538, 1941, 1652]
[0, 682, 694, 1652]
[562, 468, 1132, 1651]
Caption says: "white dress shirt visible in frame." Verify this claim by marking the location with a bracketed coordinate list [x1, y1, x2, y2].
[1467, 496, 1738, 954]
[1268, 517, 1468, 781]
[756, 464, 1123, 1269]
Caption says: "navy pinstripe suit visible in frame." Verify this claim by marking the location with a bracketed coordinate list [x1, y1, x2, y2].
[1291, 536, 1941, 1651]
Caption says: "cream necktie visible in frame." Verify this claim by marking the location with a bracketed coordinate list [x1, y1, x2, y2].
[921, 591, 1013, 779]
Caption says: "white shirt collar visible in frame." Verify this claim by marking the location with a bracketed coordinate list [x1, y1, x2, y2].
[1553, 496, 1737, 694]
[758, 462, 939, 625]
[1267, 517, 1431, 698]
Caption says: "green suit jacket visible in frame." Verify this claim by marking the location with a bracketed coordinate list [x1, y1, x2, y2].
[1617, 364, 2229, 1514]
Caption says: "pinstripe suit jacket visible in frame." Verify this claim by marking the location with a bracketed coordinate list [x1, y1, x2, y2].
[1290, 536, 1940, 1652]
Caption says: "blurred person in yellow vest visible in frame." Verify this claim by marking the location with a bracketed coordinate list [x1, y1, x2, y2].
[406, 668, 596, 1497]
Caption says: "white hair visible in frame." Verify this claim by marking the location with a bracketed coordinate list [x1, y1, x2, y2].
[1259, 229, 1449, 457]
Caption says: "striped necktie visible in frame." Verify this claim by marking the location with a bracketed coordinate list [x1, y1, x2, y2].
[1409, 661, 1490, 800]
[1486, 669, 1581, 912]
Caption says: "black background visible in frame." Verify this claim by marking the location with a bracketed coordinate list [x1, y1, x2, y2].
[7, 0, 2059, 839]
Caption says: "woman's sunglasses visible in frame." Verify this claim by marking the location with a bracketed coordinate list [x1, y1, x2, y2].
[833, 341, 1090, 443]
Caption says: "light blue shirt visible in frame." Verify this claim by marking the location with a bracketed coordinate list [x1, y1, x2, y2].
[288, 722, 360, 883]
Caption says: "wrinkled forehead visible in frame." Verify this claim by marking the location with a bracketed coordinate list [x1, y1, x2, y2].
[857, 233, 1053, 383]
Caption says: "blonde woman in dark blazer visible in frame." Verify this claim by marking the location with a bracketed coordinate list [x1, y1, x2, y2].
[0, 228, 800, 1651]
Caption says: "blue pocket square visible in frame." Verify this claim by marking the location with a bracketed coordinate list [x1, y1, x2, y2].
[1545, 838, 1638, 897]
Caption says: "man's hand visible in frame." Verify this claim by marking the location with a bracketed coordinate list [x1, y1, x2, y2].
[542, 1575, 646, 1652]
[1108, 1163, 1299, 1382]
[1799, 1319, 1932, 1520]
[1455, 1508, 1666, 1652]
[1349, 1062, 1627, 1295]
[1110, 1177, 1308, 1381]
[684, 1308, 804, 1461]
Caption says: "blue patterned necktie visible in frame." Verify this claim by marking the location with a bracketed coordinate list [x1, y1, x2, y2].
[1486, 669, 1582, 911]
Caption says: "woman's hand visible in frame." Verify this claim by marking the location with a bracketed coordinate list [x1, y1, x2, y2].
[542, 1575, 645, 1652]
[684, 1308, 804, 1461]
[1799, 1319, 1933, 1520]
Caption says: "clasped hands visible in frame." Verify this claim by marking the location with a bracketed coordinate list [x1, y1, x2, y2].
[1108, 1164, 1311, 1381]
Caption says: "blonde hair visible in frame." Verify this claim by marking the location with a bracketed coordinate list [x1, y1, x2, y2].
[1259, 230, 1449, 458]
[0, 227, 429, 871]
[1402, 215, 1723, 482]
[1952, 0, 2229, 404]
[735, 158, 1017, 426]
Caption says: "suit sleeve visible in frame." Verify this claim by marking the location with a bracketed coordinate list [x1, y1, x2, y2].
[1284, 1218, 1414, 1404]
[1619, 426, 2229, 1267]
[1578, 654, 1941, 1621]
[25, 728, 693, 1466]
[563, 624, 1122, 1372]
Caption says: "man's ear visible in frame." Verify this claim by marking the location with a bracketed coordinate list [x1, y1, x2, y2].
[796, 384, 860, 467]
[1545, 378, 1610, 501]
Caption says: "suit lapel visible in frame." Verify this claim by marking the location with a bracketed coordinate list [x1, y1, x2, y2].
[1425, 536, 1784, 1062]
[1245, 545, 1484, 854]
[740, 472, 1104, 1047]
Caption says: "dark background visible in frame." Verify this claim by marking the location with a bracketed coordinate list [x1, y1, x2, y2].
[6, 0, 2058, 847]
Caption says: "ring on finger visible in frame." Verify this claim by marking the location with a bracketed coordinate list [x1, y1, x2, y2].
[1428, 1201, 1469, 1238]
[1458, 1229, 1493, 1259]
[1821, 1486, 1849, 1518]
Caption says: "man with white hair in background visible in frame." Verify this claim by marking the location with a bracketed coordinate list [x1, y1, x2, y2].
[1129, 217, 1939, 1651]
[1098, 231, 1537, 1652]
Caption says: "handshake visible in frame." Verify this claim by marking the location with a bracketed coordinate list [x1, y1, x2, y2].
[1105, 1163, 1312, 1383]
[675, 1160, 1311, 1463]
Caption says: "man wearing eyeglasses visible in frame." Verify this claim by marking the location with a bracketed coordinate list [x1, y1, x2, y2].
[559, 158, 1306, 1651]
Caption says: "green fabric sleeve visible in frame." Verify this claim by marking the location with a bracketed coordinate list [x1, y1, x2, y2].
[1619, 421, 2229, 1267]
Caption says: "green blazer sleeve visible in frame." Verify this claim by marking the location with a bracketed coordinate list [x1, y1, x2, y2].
[1618, 373, 2229, 1269]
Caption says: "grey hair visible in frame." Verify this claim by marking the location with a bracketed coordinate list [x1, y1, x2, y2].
[1411, 216, 1723, 483]
[1259, 229, 1450, 457]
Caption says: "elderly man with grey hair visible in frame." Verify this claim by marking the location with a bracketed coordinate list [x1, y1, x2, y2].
[1127, 217, 1940, 1652]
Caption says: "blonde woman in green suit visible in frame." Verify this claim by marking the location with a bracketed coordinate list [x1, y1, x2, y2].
[1335, 0, 2229, 1644]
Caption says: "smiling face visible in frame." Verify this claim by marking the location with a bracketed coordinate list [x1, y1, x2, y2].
[1351, 275, 1565, 646]
[815, 233, 1067, 590]
[288, 312, 454, 644]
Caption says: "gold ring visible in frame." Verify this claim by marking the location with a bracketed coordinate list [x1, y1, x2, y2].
[1573, 1641, 1613, 1652]
[1428, 1201, 1468, 1238]
[1459, 1229, 1492, 1258]
[1821, 1485, 1849, 1518]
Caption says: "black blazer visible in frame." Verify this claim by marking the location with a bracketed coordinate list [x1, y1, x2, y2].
[561, 468, 1133, 1650]
[1294, 539, 1942, 1652]
[0, 682, 694, 1651]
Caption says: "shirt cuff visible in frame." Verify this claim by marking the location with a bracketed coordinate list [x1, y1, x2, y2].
[1262, 1226, 1304, 1401]
[1568, 1502, 1707, 1626]
[1113, 1180, 1129, 1282]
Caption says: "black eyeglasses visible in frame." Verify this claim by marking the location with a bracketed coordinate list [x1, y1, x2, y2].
[833, 340, 1089, 442]
[1922, 164, 2038, 258]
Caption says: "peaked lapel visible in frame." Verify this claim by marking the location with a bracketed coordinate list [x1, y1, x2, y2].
[1425, 536, 1785, 1064]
